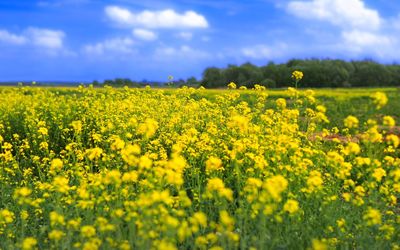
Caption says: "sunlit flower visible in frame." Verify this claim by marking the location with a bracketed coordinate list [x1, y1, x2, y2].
[283, 199, 299, 214]
[344, 115, 359, 129]
[227, 82, 237, 89]
[363, 208, 382, 226]
[21, 237, 37, 250]
[292, 70, 304, 81]
[371, 92, 388, 109]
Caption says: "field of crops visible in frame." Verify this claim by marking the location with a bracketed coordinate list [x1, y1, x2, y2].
[0, 84, 399, 250]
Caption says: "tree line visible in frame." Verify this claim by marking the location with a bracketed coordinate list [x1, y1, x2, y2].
[201, 59, 400, 88]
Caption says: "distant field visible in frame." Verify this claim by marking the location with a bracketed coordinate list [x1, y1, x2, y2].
[0, 86, 399, 249]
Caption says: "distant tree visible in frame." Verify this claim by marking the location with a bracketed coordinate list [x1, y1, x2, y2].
[104, 79, 114, 86]
[201, 59, 400, 88]
[202, 67, 224, 88]
[186, 77, 199, 86]
[260, 79, 276, 88]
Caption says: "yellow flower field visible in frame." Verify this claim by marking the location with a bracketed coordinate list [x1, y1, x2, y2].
[0, 84, 399, 249]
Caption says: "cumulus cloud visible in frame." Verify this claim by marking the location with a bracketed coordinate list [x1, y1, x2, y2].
[133, 29, 157, 41]
[0, 27, 65, 49]
[83, 37, 135, 55]
[242, 45, 273, 59]
[105, 6, 209, 29]
[176, 31, 193, 40]
[342, 30, 392, 47]
[242, 44, 288, 59]
[155, 45, 209, 59]
[0, 30, 27, 44]
[287, 0, 381, 30]
[285, 0, 400, 56]
[393, 14, 400, 30]
[25, 28, 65, 49]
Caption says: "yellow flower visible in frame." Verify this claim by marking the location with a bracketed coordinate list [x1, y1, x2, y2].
[206, 178, 233, 201]
[81, 225, 96, 238]
[39, 141, 48, 150]
[342, 192, 351, 202]
[21, 237, 37, 250]
[48, 230, 65, 241]
[228, 115, 249, 132]
[67, 219, 81, 230]
[292, 70, 304, 81]
[50, 158, 63, 172]
[336, 218, 346, 228]
[371, 92, 388, 109]
[311, 239, 327, 250]
[227, 82, 237, 89]
[306, 170, 323, 192]
[192, 212, 207, 227]
[110, 137, 125, 151]
[219, 210, 235, 230]
[119, 241, 131, 250]
[383, 116, 395, 127]
[363, 207, 382, 226]
[343, 142, 360, 155]
[362, 126, 382, 143]
[205, 156, 223, 173]
[139, 155, 153, 169]
[344, 115, 359, 129]
[38, 127, 48, 135]
[21, 210, 29, 220]
[104, 170, 122, 185]
[0, 209, 15, 224]
[276, 98, 286, 109]
[206, 178, 226, 191]
[50, 211, 65, 226]
[372, 168, 386, 182]
[71, 120, 82, 133]
[316, 105, 326, 113]
[137, 118, 158, 138]
[157, 240, 177, 250]
[86, 147, 103, 161]
[283, 199, 299, 214]
[14, 187, 32, 198]
[254, 84, 266, 91]
[264, 175, 288, 200]
[52, 176, 70, 193]
[82, 238, 102, 250]
[122, 171, 138, 183]
[386, 134, 399, 148]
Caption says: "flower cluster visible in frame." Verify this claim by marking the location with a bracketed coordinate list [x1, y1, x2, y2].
[0, 85, 398, 249]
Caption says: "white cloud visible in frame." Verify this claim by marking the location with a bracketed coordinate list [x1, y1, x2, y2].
[83, 37, 135, 55]
[393, 14, 400, 30]
[25, 28, 65, 49]
[285, 0, 400, 58]
[155, 45, 209, 59]
[242, 44, 288, 59]
[287, 0, 381, 30]
[105, 6, 208, 29]
[0, 30, 27, 45]
[133, 28, 157, 41]
[176, 31, 193, 40]
[0, 27, 65, 50]
[342, 30, 392, 49]
[242, 45, 273, 59]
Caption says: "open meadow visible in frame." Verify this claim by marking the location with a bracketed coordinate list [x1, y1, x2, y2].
[0, 85, 400, 249]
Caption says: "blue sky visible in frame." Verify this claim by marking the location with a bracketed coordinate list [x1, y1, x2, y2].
[1, 0, 400, 82]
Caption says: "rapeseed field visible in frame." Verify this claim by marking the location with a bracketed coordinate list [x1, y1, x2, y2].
[0, 77, 399, 249]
